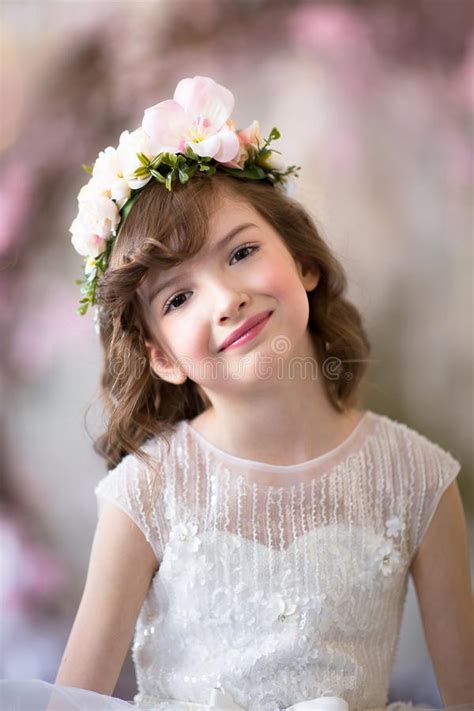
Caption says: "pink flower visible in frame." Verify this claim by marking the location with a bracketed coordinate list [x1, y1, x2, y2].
[221, 119, 262, 169]
[142, 76, 240, 163]
[238, 119, 263, 149]
[220, 142, 249, 170]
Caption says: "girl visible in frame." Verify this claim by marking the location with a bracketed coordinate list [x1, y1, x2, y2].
[1, 76, 473, 711]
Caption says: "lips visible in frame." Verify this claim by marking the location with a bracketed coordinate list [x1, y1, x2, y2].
[217, 310, 273, 352]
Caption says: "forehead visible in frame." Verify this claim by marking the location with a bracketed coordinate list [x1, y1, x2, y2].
[206, 193, 261, 242]
[140, 195, 267, 292]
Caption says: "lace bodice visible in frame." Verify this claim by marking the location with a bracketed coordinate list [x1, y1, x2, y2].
[94, 410, 461, 710]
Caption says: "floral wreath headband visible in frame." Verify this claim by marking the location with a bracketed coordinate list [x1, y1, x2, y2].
[70, 76, 300, 318]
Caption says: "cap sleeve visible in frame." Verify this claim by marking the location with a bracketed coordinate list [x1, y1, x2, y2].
[404, 427, 461, 564]
[94, 441, 168, 564]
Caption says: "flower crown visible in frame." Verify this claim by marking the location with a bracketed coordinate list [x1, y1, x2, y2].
[70, 76, 300, 317]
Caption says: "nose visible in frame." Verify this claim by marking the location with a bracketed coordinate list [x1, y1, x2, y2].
[209, 277, 250, 324]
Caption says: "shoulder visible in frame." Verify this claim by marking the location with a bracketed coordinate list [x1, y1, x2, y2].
[94, 422, 186, 561]
[368, 411, 462, 562]
[368, 410, 461, 485]
[95, 438, 158, 502]
[95, 422, 183, 496]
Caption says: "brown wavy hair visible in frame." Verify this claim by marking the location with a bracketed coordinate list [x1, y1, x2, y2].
[94, 172, 371, 470]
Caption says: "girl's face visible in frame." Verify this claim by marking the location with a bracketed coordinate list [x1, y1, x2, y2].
[141, 192, 319, 391]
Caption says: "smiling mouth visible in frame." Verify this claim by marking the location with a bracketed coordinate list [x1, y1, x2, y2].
[218, 311, 273, 353]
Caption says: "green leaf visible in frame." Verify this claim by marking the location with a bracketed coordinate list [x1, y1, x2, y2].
[178, 167, 189, 183]
[149, 154, 164, 169]
[167, 168, 179, 191]
[221, 164, 266, 180]
[256, 148, 271, 161]
[160, 152, 177, 168]
[121, 192, 142, 221]
[81, 163, 93, 175]
[133, 167, 150, 178]
[268, 126, 281, 142]
[184, 146, 199, 160]
[256, 127, 281, 158]
[137, 152, 150, 167]
[150, 169, 167, 183]
[78, 303, 89, 316]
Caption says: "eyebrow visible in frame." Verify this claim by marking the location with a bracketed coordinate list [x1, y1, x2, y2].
[148, 222, 258, 305]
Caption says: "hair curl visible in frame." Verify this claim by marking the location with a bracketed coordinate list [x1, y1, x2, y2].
[94, 173, 371, 471]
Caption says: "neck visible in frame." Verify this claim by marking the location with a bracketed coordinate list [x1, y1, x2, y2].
[191, 335, 362, 466]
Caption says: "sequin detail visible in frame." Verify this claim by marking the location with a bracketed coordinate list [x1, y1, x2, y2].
[94, 411, 461, 710]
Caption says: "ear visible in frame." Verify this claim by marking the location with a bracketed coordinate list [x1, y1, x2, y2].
[296, 259, 320, 293]
[144, 339, 187, 385]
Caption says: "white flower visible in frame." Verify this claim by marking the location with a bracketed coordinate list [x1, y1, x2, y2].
[70, 224, 106, 258]
[116, 128, 154, 190]
[77, 177, 105, 203]
[375, 540, 401, 576]
[84, 256, 98, 281]
[92, 146, 131, 209]
[169, 521, 201, 553]
[259, 150, 286, 172]
[194, 553, 215, 586]
[385, 514, 404, 539]
[274, 594, 298, 623]
[69, 187, 119, 257]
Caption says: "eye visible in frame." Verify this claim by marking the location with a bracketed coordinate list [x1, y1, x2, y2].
[162, 244, 259, 314]
[163, 291, 191, 314]
[229, 243, 259, 265]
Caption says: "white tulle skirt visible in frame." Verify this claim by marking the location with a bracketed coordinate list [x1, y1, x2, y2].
[1, 678, 467, 711]
[0, 679, 135, 710]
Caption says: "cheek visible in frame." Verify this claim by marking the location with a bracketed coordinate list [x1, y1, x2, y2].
[266, 259, 311, 330]
[159, 315, 209, 361]
[253, 259, 291, 295]
[259, 258, 307, 303]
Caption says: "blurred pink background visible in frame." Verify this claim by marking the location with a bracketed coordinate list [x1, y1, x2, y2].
[0, 0, 472, 704]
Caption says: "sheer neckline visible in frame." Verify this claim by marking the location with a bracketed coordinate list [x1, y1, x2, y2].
[183, 410, 376, 473]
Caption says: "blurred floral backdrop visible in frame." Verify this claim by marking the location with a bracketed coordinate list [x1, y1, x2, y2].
[0, 0, 472, 704]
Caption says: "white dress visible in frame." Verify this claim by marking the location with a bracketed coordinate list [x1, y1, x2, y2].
[0, 410, 465, 711]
